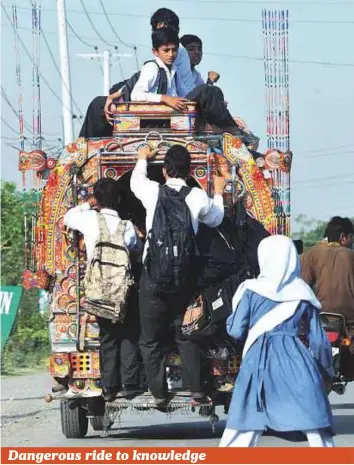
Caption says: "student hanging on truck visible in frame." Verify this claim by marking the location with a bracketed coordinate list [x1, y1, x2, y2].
[130, 143, 226, 406]
[64, 179, 144, 402]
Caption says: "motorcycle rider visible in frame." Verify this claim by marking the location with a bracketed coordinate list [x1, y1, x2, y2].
[301, 216, 354, 334]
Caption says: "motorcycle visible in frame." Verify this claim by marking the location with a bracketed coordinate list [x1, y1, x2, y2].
[320, 312, 354, 395]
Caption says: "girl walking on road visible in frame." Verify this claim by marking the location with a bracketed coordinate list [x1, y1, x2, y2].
[220, 235, 334, 447]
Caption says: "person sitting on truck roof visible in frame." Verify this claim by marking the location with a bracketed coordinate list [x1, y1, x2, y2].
[64, 179, 143, 402]
[79, 7, 258, 148]
[180, 34, 220, 88]
[130, 27, 259, 147]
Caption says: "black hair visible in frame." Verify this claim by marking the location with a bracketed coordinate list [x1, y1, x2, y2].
[150, 8, 179, 31]
[325, 216, 354, 242]
[152, 27, 179, 50]
[93, 178, 121, 211]
[180, 34, 202, 48]
[164, 145, 191, 179]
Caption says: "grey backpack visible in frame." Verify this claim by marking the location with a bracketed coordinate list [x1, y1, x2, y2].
[84, 215, 133, 323]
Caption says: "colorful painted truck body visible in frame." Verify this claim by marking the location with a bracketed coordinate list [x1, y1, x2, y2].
[20, 102, 292, 438]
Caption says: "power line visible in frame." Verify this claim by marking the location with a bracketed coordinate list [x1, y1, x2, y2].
[1, 116, 21, 135]
[292, 180, 354, 190]
[1, 86, 33, 133]
[2, 5, 80, 119]
[98, 0, 136, 49]
[296, 143, 354, 153]
[4, 5, 354, 25]
[2, 88, 62, 138]
[297, 150, 354, 159]
[98, 0, 139, 69]
[66, 19, 98, 49]
[66, 20, 104, 75]
[144, 0, 354, 4]
[78, 0, 116, 48]
[293, 173, 354, 184]
[2, 22, 353, 67]
[205, 51, 354, 67]
[40, 26, 83, 116]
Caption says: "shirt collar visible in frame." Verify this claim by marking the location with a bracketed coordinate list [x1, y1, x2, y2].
[100, 208, 119, 217]
[165, 178, 187, 187]
[155, 57, 177, 77]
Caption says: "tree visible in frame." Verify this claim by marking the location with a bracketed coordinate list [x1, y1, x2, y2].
[294, 214, 354, 249]
[1, 182, 26, 284]
[1, 181, 49, 373]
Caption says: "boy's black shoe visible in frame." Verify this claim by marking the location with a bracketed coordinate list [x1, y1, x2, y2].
[116, 385, 143, 398]
[191, 391, 209, 404]
[102, 388, 119, 402]
[152, 395, 168, 406]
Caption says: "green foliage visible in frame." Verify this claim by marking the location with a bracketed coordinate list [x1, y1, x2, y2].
[1, 181, 49, 374]
[294, 214, 354, 249]
[294, 215, 327, 248]
[1, 182, 26, 285]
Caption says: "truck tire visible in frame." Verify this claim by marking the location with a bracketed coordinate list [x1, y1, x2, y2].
[60, 399, 88, 438]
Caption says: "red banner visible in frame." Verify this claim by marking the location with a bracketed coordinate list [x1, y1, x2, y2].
[1, 447, 354, 464]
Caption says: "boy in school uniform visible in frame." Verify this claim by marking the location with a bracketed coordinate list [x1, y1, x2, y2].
[64, 179, 143, 402]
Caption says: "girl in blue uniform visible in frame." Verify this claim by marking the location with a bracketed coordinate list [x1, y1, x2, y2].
[220, 235, 334, 447]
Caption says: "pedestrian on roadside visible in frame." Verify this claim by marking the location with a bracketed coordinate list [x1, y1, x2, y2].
[219, 235, 335, 447]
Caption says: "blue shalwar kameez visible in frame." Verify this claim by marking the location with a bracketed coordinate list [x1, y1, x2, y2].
[219, 235, 335, 447]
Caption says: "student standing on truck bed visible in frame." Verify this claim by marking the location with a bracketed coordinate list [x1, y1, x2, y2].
[130, 143, 225, 405]
[64, 179, 143, 402]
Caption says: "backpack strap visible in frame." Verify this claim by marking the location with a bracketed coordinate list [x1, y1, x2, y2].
[110, 219, 128, 245]
[144, 60, 168, 95]
[179, 186, 192, 200]
[98, 214, 111, 242]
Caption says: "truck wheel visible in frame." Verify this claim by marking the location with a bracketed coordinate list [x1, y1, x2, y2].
[60, 399, 88, 438]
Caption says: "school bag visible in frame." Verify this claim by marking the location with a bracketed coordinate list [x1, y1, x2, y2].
[109, 61, 168, 101]
[84, 215, 134, 322]
[146, 185, 197, 290]
[182, 202, 269, 341]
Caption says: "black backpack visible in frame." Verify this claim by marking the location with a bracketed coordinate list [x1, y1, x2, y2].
[146, 185, 197, 290]
[109, 61, 168, 101]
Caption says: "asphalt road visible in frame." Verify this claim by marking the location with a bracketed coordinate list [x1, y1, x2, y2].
[1, 372, 354, 447]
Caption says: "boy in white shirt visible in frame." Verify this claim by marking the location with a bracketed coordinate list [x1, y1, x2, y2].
[130, 144, 226, 404]
[64, 179, 143, 402]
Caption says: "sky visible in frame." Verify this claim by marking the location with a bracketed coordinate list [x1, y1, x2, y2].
[1, 0, 354, 228]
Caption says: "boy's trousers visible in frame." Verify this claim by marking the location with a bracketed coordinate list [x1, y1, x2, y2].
[96, 287, 144, 390]
[78, 86, 258, 147]
[138, 268, 202, 399]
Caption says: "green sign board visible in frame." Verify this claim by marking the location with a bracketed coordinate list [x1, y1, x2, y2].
[0, 286, 23, 350]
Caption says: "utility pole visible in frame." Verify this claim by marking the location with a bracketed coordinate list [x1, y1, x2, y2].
[77, 50, 132, 95]
[103, 50, 110, 96]
[56, 0, 74, 144]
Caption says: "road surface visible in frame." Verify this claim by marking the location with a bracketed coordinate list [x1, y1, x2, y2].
[1, 372, 353, 447]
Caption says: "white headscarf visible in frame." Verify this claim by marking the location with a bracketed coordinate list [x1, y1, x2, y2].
[232, 235, 321, 311]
